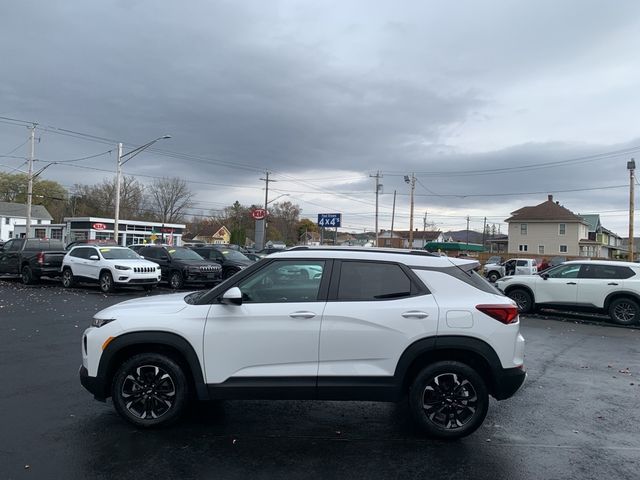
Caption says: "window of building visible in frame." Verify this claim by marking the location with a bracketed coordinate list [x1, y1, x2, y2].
[520, 223, 527, 235]
[34, 228, 46, 239]
[518, 244, 528, 252]
[95, 232, 114, 240]
[4, 217, 9, 225]
[37, 219, 42, 225]
[538, 245, 544, 254]
[559, 223, 566, 235]
[560, 245, 568, 253]
[51, 229, 63, 240]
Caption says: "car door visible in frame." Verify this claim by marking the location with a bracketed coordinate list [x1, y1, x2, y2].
[535, 263, 581, 304]
[203, 258, 329, 386]
[576, 264, 633, 308]
[69, 247, 94, 279]
[318, 260, 438, 380]
[0, 239, 21, 274]
[84, 247, 103, 280]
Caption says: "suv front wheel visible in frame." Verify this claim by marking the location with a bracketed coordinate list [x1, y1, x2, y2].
[409, 361, 489, 439]
[111, 353, 189, 427]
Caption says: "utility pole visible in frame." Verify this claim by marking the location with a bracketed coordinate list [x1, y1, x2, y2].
[260, 171, 276, 246]
[482, 216, 487, 250]
[466, 215, 470, 247]
[628, 159, 636, 261]
[390, 190, 397, 247]
[114, 142, 123, 244]
[370, 171, 382, 246]
[405, 174, 416, 248]
[25, 124, 36, 238]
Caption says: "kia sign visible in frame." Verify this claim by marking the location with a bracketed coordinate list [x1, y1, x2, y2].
[317, 213, 341, 227]
[92, 223, 107, 230]
[252, 209, 268, 220]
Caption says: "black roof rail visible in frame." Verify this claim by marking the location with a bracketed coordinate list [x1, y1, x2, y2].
[286, 246, 438, 257]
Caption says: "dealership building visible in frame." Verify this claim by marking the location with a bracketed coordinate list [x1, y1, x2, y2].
[12, 216, 186, 246]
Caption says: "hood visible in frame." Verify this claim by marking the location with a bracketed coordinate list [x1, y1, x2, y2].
[176, 259, 221, 268]
[94, 291, 192, 319]
[225, 258, 253, 267]
[105, 259, 158, 268]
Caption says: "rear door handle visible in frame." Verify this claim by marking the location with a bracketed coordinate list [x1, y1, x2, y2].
[566, 282, 577, 285]
[289, 311, 316, 319]
[402, 311, 429, 319]
[608, 282, 619, 286]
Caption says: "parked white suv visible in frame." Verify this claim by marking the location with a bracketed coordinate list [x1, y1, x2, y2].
[62, 246, 161, 293]
[80, 247, 526, 438]
[495, 260, 640, 325]
[485, 258, 538, 283]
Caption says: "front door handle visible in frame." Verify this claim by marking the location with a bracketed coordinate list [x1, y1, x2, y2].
[608, 282, 619, 286]
[289, 311, 316, 319]
[402, 311, 429, 319]
[566, 282, 577, 285]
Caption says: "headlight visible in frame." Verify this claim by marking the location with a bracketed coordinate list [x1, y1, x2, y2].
[91, 317, 116, 328]
[115, 265, 131, 271]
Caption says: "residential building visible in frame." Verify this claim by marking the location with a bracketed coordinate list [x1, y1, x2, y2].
[505, 195, 589, 256]
[580, 214, 625, 259]
[377, 230, 447, 249]
[0, 202, 53, 240]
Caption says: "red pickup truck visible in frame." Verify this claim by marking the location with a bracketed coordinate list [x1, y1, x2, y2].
[0, 238, 67, 284]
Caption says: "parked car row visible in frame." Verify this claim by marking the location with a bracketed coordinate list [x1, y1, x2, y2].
[0, 239, 265, 293]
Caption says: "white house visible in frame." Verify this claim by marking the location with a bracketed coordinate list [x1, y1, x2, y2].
[0, 202, 54, 240]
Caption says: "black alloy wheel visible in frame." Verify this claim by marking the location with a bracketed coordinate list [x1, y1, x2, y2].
[111, 353, 188, 427]
[99, 271, 115, 293]
[508, 288, 533, 314]
[62, 268, 75, 288]
[169, 271, 184, 289]
[609, 297, 640, 325]
[409, 361, 488, 439]
[21, 265, 37, 285]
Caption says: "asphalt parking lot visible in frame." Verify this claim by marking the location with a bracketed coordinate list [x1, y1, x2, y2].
[1, 278, 640, 480]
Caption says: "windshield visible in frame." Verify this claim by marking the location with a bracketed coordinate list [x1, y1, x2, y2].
[168, 248, 205, 261]
[218, 249, 250, 261]
[99, 248, 140, 260]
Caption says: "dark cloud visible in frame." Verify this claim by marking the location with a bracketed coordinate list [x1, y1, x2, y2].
[1, 0, 639, 234]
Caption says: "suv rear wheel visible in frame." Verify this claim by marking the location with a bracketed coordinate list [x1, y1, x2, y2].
[111, 353, 189, 427]
[409, 361, 489, 439]
[21, 265, 38, 285]
[609, 297, 640, 325]
[62, 268, 76, 288]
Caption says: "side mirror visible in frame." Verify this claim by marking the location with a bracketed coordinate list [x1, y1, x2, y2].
[89, 255, 99, 261]
[221, 287, 242, 306]
[541, 273, 549, 280]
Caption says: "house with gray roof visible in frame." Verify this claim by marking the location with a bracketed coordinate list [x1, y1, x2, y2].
[0, 202, 53, 240]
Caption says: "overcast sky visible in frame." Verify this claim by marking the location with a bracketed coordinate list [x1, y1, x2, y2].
[2, 0, 640, 235]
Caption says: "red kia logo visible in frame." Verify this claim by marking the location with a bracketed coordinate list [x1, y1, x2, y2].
[251, 209, 267, 220]
[93, 223, 107, 230]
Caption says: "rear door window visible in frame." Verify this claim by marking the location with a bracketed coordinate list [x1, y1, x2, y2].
[337, 261, 413, 301]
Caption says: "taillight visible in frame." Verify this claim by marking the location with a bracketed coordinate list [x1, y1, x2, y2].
[476, 304, 519, 324]
[37, 252, 45, 265]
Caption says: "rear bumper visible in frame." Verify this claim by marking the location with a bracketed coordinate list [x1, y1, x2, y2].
[35, 266, 63, 277]
[493, 366, 526, 400]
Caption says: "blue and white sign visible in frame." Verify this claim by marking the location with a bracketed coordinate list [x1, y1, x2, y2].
[317, 213, 341, 227]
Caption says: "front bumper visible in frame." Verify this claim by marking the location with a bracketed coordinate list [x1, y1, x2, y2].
[184, 271, 222, 284]
[79, 365, 107, 401]
[493, 366, 526, 400]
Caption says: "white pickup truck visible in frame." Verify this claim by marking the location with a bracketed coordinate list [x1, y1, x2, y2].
[484, 258, 538, 283]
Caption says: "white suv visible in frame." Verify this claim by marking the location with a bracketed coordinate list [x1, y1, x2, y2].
[484, 258, 538, 283]
[80, 247, 526, 439]
[495, 260, 640, 325]
[62, 246, 161, 293]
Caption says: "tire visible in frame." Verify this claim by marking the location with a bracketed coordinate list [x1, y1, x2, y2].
[99, 271, 115, 293]
[609, 297, 640, 325]
[487, 271, 500, 283]
[409, 361, 489, 439]
[111, 353, 189, 428]
[169, 270, 184, 289]
[21, 265, 38, 285]
[508, 288, 533, 314]
[61, 268, 76, 288]
[223, 268, 239, 280]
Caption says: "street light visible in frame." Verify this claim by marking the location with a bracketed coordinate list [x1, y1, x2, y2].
[267, 193, 290, 205]
[114, 135, 171, 244]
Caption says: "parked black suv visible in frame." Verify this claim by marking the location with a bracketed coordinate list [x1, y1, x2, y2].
[138, 246, 222, 289]
[189, 245, 254, 280]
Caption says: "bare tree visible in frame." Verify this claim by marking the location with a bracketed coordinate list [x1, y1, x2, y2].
[147, 177, 194, 223]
